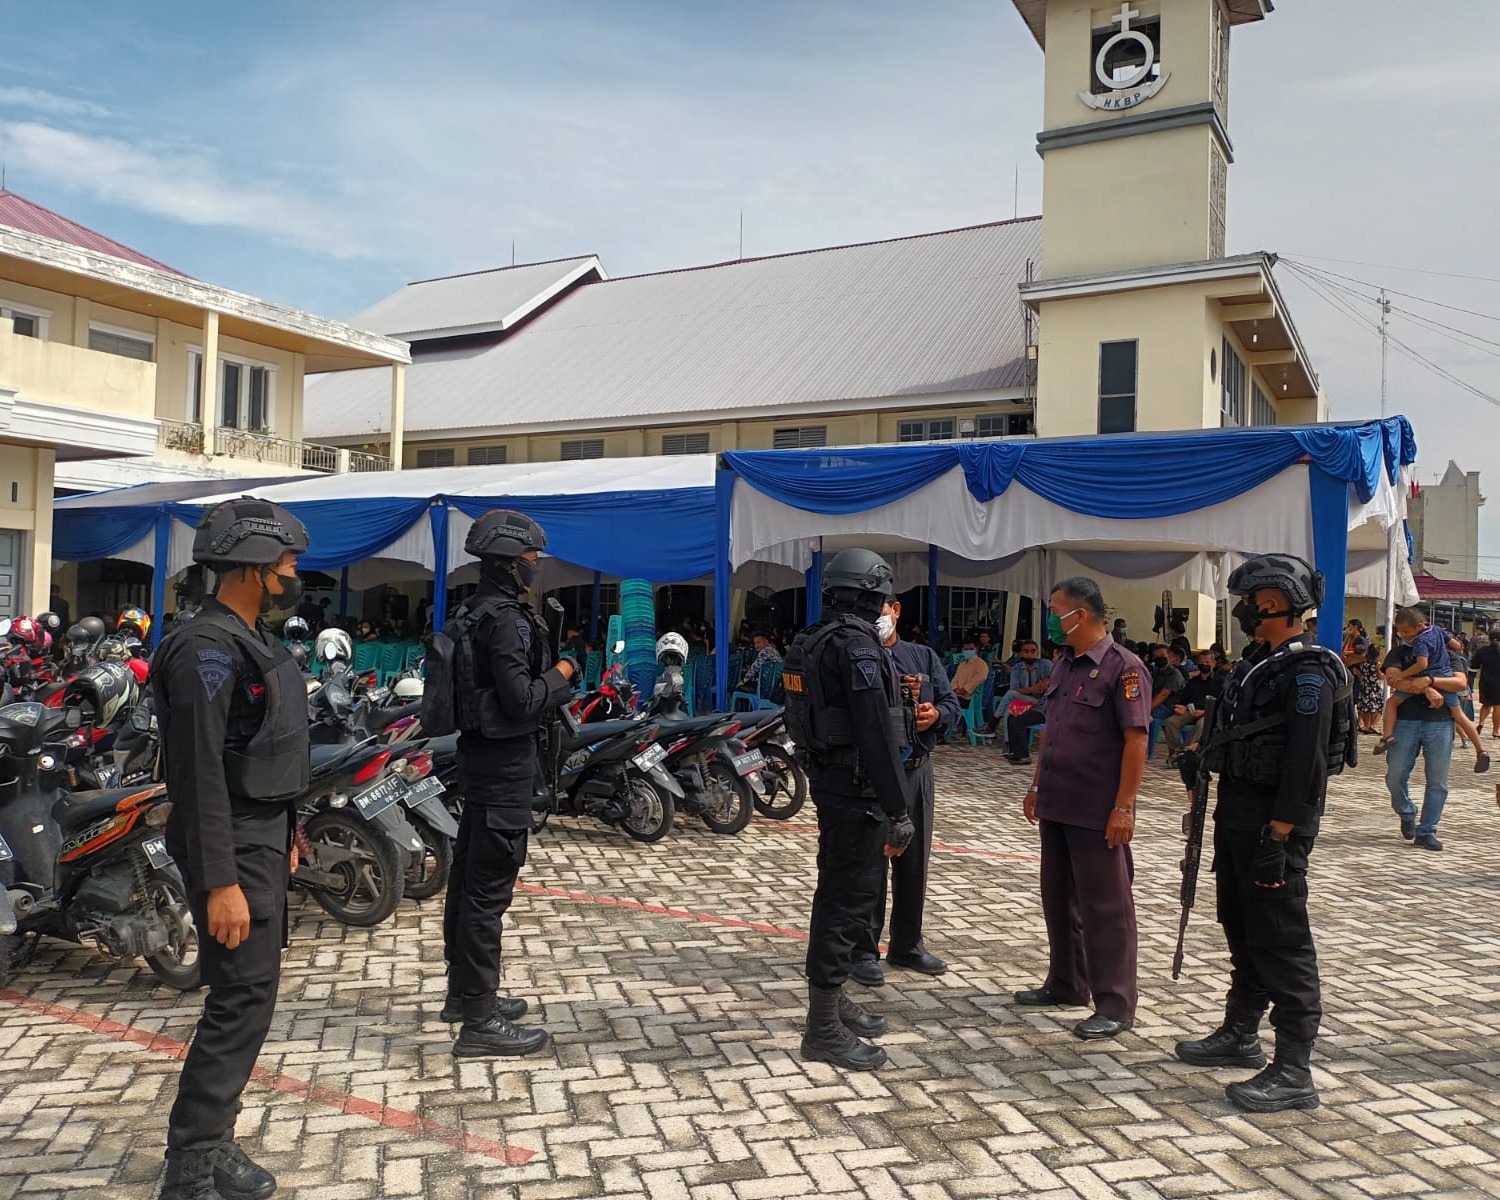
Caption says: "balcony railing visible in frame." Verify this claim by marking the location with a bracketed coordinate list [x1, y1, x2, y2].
[156, 421, 390, 473]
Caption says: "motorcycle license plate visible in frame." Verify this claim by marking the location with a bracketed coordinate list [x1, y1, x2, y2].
[142, 836, 172, 870]
[401, 776, 445, 807]
[632, 743, 667, 771]
[352, 775, 404, 821]
[731, 748, 765, 776]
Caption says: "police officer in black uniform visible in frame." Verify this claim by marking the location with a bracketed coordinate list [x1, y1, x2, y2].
[439, 509, 574, 1057]
[154, 497, 312, 1200]
[782, 548, 914, 1071]
[1175, 554, 1352, 1113]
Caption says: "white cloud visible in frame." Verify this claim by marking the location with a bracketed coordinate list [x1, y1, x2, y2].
[0, 86, 108, 118]
[0, 122, 371, 258]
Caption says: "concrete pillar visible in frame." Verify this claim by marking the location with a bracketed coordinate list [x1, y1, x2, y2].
[29, 447, 53, 615]
[201, 310, 220, 456]
[71, 297, 90, 348]
[718, 422, 739, 451]
[336, 448, 351, 473]
[389, 363, 406, 471]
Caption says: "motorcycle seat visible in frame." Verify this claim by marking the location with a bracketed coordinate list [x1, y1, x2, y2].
[652, 714, 723, 737]
[310, 742, 358, 773]
[560, 717, 650, 752]
[734, 707, 784, 731]
[52, 783, 166, 831]
[366, 701, 422, 733]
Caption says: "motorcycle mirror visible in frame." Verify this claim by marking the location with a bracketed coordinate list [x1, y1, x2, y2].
[0, 619, 11, 638]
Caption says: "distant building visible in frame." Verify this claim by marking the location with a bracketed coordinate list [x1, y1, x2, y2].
[1410, 461, 1485, 580]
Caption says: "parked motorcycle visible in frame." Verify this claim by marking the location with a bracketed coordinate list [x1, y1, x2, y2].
[0, 699, 198, 990]
[734, 708, 807, 820]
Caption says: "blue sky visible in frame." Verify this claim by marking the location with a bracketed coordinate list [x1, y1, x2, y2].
[2, 1, 1498, 556]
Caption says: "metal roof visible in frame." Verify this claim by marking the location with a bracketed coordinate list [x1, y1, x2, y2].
[1412, 574, 1500, 602]
[0, 189, 187, 276]
[350, 256, 603, 341]
[305, 218, 1042, 440]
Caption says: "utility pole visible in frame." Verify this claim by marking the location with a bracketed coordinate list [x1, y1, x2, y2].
[1379, 288, 1391, 417]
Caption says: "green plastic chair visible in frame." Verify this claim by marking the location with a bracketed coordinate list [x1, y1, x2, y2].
[964, 691, 994, 746]
[378, 642, 407, 685]
[352, 642, 381, 677]
[583, 650, 603, 691]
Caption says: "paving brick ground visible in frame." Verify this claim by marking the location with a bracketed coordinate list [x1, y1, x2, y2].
[3, 743, 1500, 1199]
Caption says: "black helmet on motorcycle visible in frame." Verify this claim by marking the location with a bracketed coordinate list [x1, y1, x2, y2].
[68, 616, 106, 648]
[1227, 553, 1324, 614]
[464, 509, 546, 560]
[823, 548, 895, 620]
[192, 496, 309, 569]
[283, 615, 311, 642]
[64, 661, 138, 728]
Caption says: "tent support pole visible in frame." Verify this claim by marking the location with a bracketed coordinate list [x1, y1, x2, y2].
[338, 567, 350, 622]
[713, 468, 733, 710]
[150, 508, 170, 650]
[1309, 467, 1349, 654]
[806, 542, 823, 626]
[590, 571, 601, 642]
[429, 500, 450, 631]
[927, 545, 939, 647]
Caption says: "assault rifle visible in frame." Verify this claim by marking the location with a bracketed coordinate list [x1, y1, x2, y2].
[1172, 695, 1216, 981]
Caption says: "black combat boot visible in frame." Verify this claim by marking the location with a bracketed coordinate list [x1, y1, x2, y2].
[453, 992, 551, 1058]
[214, 1142, 276, 1200]
[1225, 1034, 1319, 1113]
[159, 1148, 225, 1200]
[440, 991, 529, 1024]
[800, 985, 887, 1071]
[837, 989, 888, 1038]
[1175, 1003, 1267, 1069]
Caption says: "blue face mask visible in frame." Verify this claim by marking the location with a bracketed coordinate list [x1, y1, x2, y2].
[961, 649, 977, 660]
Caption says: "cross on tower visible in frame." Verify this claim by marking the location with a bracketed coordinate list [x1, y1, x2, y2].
[1111, 3, 1141, 32]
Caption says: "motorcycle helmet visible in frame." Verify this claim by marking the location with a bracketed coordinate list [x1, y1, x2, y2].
[97, 637, 131, 662]
[9, 615, 42, 650]
[121, 635, 144, 659]
[288, 642, 309, 670]
[655, 633, 689, 667]
[35, 611, 62, 634]
[117, 606, 152, 642]
[64, 661, 139, 728]
[315, 627, 353, 665]
[283, 615, 311, 641]
[393, 676, 424, 700]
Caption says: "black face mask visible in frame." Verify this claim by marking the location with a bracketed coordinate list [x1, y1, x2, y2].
[512, 557, 539, 591]
[260, 568, 303, 614]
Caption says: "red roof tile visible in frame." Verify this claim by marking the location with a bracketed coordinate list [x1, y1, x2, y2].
[1412, 574, 1500, 601]
[0, 189, 188, 276]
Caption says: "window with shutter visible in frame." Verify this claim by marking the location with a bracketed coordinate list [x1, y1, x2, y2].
[467, 445, 508, 466]
[561, 439, 605, 461]
[772, 426, 827, 449]
[88, 326, 154, 362]
[661, 432, 710, 455]
[416, 448, 456, 468]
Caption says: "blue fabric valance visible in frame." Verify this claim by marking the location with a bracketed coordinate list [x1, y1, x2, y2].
[722, 417, 1416, 519]
[53, 506, 161, 561]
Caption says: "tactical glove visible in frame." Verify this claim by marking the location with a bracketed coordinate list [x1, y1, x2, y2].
[884, 812, 915, 857]
[1252, 827, 1288, 887]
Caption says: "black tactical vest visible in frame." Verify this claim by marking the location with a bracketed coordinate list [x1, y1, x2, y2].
[782, 614, 908, 767]
[172, 608, 311, 802]
[1206, 640, 1355, 786]
[452, 592, 549, 740]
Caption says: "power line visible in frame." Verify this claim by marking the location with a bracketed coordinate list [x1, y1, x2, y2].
[1280, 252, 1500, 286]
[1283, 258, 1500, 325]
[1285, 261, 1500, 354]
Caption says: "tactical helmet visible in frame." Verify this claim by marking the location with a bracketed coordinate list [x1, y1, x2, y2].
[655, 633, 688, 667]
[465, 509, 546, 561]
[315, 628, 353, 665]
[117, 605, 152, 642]
[192, 496, 309, 568]
[283, 615, 311, 641]
[1227, 553, 1324, 613]
[823, 548, 895, 617]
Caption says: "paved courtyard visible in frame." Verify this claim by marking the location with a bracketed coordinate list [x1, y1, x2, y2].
[3, 745, 1500, 1200]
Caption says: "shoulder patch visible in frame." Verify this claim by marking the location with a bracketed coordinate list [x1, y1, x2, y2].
[197, 661, 232, 701]
[852, 660, 880, 690]
[514, 618, 533, 650]
[197, 647, 233, 666]
[1294, 672, 1325, 716]
[849, 645, 878, 660]
[1121, 670, 1141, 701]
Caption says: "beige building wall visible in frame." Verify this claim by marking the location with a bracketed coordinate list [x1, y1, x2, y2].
[0, 442, 57, 613]
[1411, 465, 1485, 580]
[1034, 283, 1295, 437]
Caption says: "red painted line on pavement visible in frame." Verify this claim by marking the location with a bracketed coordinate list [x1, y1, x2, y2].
[515, 880, 813, 941]
[0, 988, 535, 1165]
[763, 821, 1041, 863]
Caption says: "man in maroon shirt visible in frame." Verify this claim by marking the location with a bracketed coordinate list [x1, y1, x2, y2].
[1014, 577, 1150, 1039]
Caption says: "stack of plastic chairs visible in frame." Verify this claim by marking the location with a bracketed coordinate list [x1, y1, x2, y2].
[353, 641, 381, 678]
[619, 580, 659, 707]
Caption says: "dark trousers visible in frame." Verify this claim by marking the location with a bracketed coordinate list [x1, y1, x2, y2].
[1214, 823, 1322, 1042]
[855, 762, 934, 962]
[1007, 710, 1047, 758]
[168, 843, 285, 1151]
[1038, 818, 1138, 1021]
[443, 803, 529, 997]
[805, 798, 888, 988]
